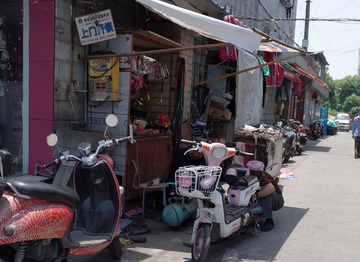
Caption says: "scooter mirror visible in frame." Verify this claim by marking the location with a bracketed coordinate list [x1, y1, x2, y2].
[46, 133, 59, 147]
[105, 114, 118, 127]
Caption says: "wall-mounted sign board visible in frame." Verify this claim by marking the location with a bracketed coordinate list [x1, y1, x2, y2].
[75, 9, 117, 46]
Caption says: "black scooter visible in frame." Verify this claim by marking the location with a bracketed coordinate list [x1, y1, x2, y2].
[277, 120, 296, 162]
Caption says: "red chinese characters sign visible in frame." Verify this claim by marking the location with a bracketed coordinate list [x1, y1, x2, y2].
[75, 9, 117, 46]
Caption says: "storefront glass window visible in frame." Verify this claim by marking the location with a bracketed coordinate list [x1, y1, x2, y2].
[0, 0, 23, 174]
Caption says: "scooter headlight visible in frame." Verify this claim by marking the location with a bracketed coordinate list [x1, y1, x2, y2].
[211, 146, 228, 160]
[78, 142, 91, 155]
[4, 224, 17, 236]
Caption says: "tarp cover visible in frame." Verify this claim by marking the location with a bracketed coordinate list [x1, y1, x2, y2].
[327, 118, 338, 127]
[136, 0, 262, 53]
[235, 49, 263, 129]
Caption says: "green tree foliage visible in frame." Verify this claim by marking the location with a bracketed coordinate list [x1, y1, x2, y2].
[343, 93, 360, 113]
[349, 106, 360, 116]
[336, 76, 360, 110]
[325, 74, 360, 112]
[328, 108, 337, 116]
[324, 67, 338, 109]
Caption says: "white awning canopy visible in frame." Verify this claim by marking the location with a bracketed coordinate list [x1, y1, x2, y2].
[136, 0, 262, 53]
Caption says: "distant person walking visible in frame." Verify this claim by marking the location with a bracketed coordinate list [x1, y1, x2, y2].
[352, 110, 360, 158]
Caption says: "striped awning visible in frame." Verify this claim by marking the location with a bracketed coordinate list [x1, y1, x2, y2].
[289, 64, 331, 92]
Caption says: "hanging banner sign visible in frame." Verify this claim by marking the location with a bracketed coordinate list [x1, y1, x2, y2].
[75, 9, 117, 46]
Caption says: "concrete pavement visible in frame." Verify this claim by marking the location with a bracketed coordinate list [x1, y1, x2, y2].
[69, 131, 360, 262]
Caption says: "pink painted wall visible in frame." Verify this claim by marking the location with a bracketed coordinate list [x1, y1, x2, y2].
[29, 0, 55, 173]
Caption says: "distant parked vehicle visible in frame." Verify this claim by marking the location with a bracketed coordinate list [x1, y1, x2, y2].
[335, 113, 350, 132]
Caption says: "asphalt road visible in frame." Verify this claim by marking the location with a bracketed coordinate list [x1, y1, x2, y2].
[69, 131, 360, 262]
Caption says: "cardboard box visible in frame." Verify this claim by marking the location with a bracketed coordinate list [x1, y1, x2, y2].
[208, 108, 232, 120]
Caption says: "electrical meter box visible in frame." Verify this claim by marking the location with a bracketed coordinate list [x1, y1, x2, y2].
[88, 57, 120, 101]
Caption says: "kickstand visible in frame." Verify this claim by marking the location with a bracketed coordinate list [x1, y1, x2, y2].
[253, 222, 261, 237]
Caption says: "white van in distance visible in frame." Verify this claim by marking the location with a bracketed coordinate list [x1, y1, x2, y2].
[335, 113, 350, 132]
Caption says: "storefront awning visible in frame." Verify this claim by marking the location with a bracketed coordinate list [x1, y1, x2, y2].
[289, 63, 331, 92]
[258, 42, 302, 53]
[135, 0, 262, 53]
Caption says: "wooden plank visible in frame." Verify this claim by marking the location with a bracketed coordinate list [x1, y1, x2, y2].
[132, 30, 183, 49]
[79, 42, 234, 60]
[201, 90, 212, 122]
[254, 28, 305, 53]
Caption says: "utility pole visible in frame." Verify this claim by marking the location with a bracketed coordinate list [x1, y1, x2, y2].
[358, 49, 360, 76]
[302, 0, 311, 51]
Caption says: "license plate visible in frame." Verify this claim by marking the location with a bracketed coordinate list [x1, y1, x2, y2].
[179, 176, 191, 187]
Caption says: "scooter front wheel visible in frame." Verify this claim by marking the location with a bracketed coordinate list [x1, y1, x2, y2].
[192, 224, 211, 262]
[107, 236, 123, 260]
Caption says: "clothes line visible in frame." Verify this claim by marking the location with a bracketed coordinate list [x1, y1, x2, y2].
[191, 51, 306, 87]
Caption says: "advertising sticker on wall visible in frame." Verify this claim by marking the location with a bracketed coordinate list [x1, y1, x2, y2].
[75, 9, 117, 46]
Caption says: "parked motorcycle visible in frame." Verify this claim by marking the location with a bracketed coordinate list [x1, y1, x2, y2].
[319, 119, 325, 137]
[175, 139, 262, 262]
[0, 114, 132, 262]
[288, 119, 308, 155]
[276, 120, 296, 162]
[308, 120, 321, 140]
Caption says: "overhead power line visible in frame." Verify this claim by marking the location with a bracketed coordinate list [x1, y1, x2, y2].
[237, 17, 360, 22]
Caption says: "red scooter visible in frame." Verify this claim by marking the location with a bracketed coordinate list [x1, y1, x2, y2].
[0, 114, 132, 261]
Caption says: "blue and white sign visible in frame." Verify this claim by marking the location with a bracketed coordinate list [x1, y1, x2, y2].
[320, 108, 328, 136]
[75, 9, 117, 46]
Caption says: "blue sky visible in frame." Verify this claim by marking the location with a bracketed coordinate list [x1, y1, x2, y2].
[295, 0, 360, 80]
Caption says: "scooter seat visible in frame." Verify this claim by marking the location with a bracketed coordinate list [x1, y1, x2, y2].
[225, 167, 249, 178]
[283, 130, 295, 139]
[4, 176, 80, 209]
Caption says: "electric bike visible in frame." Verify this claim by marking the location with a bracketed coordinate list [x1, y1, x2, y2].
[0, 114, 132, 261]
[175, 140, 263, 262]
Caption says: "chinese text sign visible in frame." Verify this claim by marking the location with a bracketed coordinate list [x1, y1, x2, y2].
[75, 9, 117, 46]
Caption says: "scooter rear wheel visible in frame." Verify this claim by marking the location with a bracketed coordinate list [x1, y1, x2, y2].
[192, 224, 211, 262]
[0, 245, 16, 262]
[107, 236, 123, 260]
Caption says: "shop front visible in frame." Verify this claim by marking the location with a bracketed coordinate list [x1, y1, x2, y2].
[266, 62, 302, 121]
[1, 0, 307, 204]
[0, 0, 25, 174]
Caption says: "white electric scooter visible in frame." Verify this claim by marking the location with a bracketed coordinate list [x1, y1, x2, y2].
[175, 140, 263, 262]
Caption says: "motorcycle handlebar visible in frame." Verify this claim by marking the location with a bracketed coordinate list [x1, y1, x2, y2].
[180, 139, 198, 146]
[114, 136, 132, 144]
[42, 158, 60, 169]
[236, 151, 254, 157]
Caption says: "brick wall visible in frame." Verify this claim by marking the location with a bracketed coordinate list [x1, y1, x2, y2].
[54, 0, 86, 130]
[261, 86, 278, 124]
